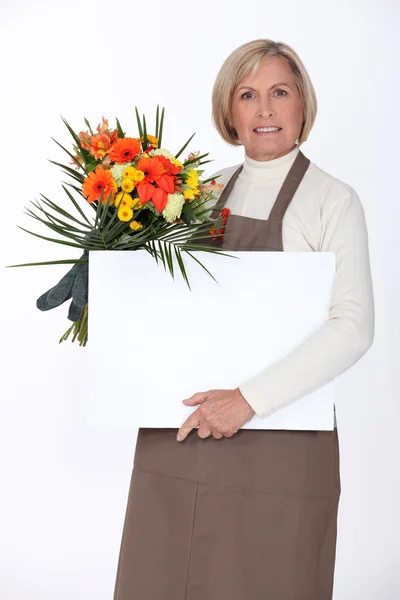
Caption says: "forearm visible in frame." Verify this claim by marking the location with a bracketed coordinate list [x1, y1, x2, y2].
[240, 313, 374, 417]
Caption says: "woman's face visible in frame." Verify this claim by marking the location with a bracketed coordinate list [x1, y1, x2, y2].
[230, 57, 304, 161]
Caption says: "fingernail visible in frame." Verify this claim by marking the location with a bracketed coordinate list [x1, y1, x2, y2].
[177, 434, 183, 442]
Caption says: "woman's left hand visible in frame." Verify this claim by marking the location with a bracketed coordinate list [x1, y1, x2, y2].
[177, 388, 256, 442]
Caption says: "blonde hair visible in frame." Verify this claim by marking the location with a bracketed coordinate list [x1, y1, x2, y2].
[212, 39, 317, 147]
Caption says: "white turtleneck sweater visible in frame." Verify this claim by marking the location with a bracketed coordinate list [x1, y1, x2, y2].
[209, 146, 375, 420]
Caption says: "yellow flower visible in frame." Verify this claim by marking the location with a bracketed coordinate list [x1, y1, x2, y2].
[132, 169, 145, 182]
[123, 166, 137, 179]
[141, 134, 158, 148]
[121, 178, 135, 193]
[186, 168, 199, 189]
[129, 220, 143, 231]
[172, 158, 183, 169]
[183, 188, 196, 200]
[115, 191, 134, 208]
[147, 134, 159, 148]
[118, 206, 134, 222]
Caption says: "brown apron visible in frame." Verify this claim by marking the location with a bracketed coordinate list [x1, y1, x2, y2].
[113, 150, 341, 600]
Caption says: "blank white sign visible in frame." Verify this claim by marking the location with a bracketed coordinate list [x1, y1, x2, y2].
[86, 250, 336, 430]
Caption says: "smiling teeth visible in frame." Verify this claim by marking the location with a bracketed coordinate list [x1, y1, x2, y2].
[255, 127, 281, 132]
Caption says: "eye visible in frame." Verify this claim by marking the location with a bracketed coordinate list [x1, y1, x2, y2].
[275, 89, 288, 97]
[241, 91, 255, 99]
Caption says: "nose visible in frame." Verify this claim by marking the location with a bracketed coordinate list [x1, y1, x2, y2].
[256, 97, 275, 119]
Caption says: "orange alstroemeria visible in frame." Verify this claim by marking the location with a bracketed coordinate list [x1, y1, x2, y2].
[78, 117, 119, 161]
[81, 167, 117, 204]
[108, 138, 142, 164]
[88, 133, 114, 160]
[151, 188, 168, 212]
[136, 182, 155, 204]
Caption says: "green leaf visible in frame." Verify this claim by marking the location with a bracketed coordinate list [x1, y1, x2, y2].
[201, 174, 222, 184]
[143, 114, 148, 150]
[61, 117, 91, 164]
[181, 202, 197, 225]
[84, 118, 94, 135]
[47, 159, 85, 183]
[17, 226, 87, 249]
[174, 245, 190, 289]
[175, 132, 196, 159]
[6, 258, 88, 268]
[27, 201, 90, 234]
[22, 211, 90, 245]
[157, 240, 166, 271]
[116, 118, 124, 138]
[103, 219, 128, 244]
[183, 152, 209, 167]
[51, 137, 85, 172]
[183, 250, 219, 283]
[39, 194, 92, 227]
[98, 191, 114, 230]
[158, 107, 165, 148]
[94, 189, 105, 229]
[62, 185, 92, 225]
[155, 105, 160, 140]
[150, 239, 159, 264]
[86, 163, 97, 173]
[101, 204, 121, 238]
[164, 241, 174, 279]
[135, 106, 143, 139]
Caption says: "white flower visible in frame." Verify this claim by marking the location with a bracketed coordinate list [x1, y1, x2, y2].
[162, 193, 185, 223]
[152, 148, 176, 161]
[111, 162, 133, 186]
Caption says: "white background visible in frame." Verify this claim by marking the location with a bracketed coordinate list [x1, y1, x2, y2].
[0, 0, 399, 598]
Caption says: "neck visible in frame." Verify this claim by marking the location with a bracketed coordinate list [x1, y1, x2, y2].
[246, 143, 298, 162]
[243, 146, 300, 175]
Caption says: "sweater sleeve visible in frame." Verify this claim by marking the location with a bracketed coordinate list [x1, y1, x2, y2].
[239, 185, 375, 418]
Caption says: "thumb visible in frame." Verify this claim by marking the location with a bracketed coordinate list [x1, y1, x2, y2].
[182, 391, 209, 406]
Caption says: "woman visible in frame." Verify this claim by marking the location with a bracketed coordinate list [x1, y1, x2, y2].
[113, 39, 375, 600]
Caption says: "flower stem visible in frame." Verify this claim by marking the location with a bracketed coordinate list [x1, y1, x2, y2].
[59, 304, 88, 346]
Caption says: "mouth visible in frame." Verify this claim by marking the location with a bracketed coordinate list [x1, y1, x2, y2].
[253, 126, 282, 134]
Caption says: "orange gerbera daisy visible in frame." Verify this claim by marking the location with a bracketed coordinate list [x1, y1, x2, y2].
[108, 137, 142, 163]
[136, 156, 165, 183]
[81, 167, 117, 204]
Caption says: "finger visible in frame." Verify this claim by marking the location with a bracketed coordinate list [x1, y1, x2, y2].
[211, 429, 224, 440]
[198, 420, 212, 439]
[177, 408, 201, 442]
[182, 391, 209, 406]
[223, 429, 238, 438]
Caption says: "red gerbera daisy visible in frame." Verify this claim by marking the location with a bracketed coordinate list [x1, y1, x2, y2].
[156, 154, 182, 175]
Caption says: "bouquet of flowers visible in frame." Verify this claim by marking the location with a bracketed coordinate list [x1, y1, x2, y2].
[10, 106, 229, 346]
